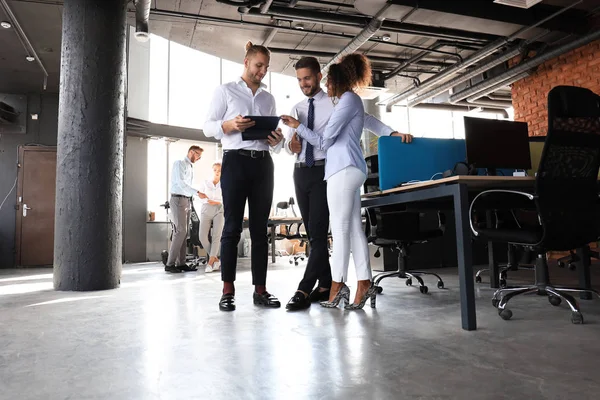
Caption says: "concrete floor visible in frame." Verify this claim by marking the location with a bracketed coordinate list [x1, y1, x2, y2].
[0, 257, 599, 400]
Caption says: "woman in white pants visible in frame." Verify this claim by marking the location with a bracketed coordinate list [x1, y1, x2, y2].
[198, 162, 224, 273]
[281, 53, 377, 310]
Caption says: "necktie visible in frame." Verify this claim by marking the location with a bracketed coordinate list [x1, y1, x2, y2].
[305, 98, 315, 167]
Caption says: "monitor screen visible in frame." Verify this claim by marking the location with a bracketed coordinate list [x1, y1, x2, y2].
[464, 116, 532, 173]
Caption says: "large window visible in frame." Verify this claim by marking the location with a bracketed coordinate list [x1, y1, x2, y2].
[148, 35, 169, 124]
[169, 42, 221, 129]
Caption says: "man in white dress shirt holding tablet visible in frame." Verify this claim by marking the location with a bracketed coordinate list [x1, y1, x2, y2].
[204, 41, 284, 312]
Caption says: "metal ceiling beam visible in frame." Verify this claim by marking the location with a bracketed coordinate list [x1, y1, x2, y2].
[389, 0, 592, 35]
[244, 5, 497, 43]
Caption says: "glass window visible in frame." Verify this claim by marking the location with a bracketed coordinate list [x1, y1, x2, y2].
[452, 111, 502, 139]
[148, 34, 169, 125]
[270, 72, 303, 115]
[168, 43, 221, 129]
[407, 108, 454, 138]
[221, 58, 243, 85]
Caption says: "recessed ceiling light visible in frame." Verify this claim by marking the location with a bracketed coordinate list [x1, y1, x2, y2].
[382, 34, 391, 42]
[1, 21, 11, 29]
[296, 23, 304, 30]
[25, 56, 35, 62]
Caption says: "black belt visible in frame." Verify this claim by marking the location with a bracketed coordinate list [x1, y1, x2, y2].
[295, 160, 325, 168]
[224, 149, 269, 158]
[171, 194, 191, 199]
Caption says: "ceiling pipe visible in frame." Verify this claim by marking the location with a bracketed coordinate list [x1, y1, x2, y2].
[487, 93, 513, 102]
[244, 5, 498, 43]
[320, 2, 392, 77]
[267, 47, 451, 69]
[260, 0, 274, 13]
[449, 28, 600, 103]
[0, 0, 48, 90]
[463, 98, 513, 109]
[384, 41, 463, 80]
[133, 0, 151, 42]
[406, 103, 509, 118]
[380, 0, 583, 108]
[463, 72, 530, 104]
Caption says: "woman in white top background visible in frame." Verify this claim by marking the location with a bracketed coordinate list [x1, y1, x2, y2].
[198, 162, 224, 273]
[281, 53, 377, 310]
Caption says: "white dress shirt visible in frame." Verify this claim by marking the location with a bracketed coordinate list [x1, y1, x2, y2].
[170, 157, 198, 197]
[296, 91, 370, 180]
[204, 77, 282, 152]
[284, 89, 395, 162]
[199, 179, 222, 205]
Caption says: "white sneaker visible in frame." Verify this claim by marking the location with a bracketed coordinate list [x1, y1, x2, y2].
[205, 265, 214, 273]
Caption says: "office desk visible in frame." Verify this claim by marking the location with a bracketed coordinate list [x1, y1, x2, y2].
[268, 217, 303, 263]
[362, 176, 535, 331]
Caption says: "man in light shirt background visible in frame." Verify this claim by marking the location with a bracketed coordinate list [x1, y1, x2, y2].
[283, 56, 413, 310]
[165, 145, 205, 273]
[204, 41, 284, 312]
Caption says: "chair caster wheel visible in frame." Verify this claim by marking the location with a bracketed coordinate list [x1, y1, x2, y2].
[295, 262, 299, 266]
[289, 260, 293, 264]
[492, 298, 499, 308]
[419, 286, 428, 294]
[499, 309, 513, 320]
[548, 295, 561, 307]
[161, 250, 168, 266]
[405, 279, 412, 286]
[437, 281, 444, 289]
[499, 279, 507, 289]
[571, 311, 584, 324]
[375, 286, 383, 294]
[557, 261, 565, 268]
[568, 263, 576, 271]
[475, 275, 482, 283]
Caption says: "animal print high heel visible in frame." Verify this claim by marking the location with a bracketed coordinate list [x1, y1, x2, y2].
[320, 284, 350, 308]
[344, 285, 377, 310]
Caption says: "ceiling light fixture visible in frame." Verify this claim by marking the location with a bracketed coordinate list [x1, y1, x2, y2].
[0, 21, 11, 29]
[134, 31, 150, 43]
[25, 56, 35, 62]
[382, 34, 391, 42]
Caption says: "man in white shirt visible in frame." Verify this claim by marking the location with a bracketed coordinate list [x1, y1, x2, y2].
[283, 57, 413, 310]
[204, 41, 284, 312]
[165, 145, 205, 273]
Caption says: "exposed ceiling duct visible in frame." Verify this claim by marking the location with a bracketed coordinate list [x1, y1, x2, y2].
[463, 72, 530, 104]
[379, 0, 582, 109]
[408, 103, 509, 118]
[448, 28, 600, 104]
[133, 0, 151, 42]
[244, 5, 497, 43]
[320, 2, 392, 77]
[384, 41, 463, 81]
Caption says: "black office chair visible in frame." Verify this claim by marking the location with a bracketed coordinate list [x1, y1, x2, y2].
[273, 198, 307, 265]
[469, 85, 600, 324]
[366, 206, 446, 294]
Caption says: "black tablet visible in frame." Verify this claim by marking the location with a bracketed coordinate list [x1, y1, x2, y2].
[241, 116, 280, 141]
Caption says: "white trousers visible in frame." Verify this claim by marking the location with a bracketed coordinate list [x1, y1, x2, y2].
[200, 203, 224, 258]
[327, 166, 372, 282]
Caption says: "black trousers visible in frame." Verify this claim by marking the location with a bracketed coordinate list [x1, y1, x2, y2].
[220, 151, 274, 286]
[293, 164, 332, 293]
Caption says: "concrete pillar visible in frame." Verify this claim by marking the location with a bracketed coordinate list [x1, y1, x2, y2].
[362, 98, 382, 157]
[54, 0, 127, 291]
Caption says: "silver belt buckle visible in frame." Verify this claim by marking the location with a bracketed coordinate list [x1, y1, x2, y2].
[250, 150, 259, 158]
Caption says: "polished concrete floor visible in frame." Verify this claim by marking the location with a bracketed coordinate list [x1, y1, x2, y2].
[1, 257, 599, 400]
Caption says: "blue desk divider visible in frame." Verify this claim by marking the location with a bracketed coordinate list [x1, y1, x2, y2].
[378, 136, 467, 191]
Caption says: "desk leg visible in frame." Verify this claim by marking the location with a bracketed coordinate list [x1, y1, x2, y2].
[454, 184, 477, 331]
[271, 225, 276, 264]
[576, 246, 592, 300]
[486, 211, 500, 289]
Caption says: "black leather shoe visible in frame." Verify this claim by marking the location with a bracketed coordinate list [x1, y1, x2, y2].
[219, 294, 236, 311]
[309, 288, 330, 303]
[286, 291, 311, 311]
[165, 265, 183, 273]
[177, 264, 197, 272]
[253, 291, 281, 308]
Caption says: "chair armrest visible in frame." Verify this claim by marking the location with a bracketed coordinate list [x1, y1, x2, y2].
[469, 190, 536, 237]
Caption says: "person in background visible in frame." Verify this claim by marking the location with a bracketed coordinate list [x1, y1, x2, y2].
[283, 56, 413, 311]
[281, 54, 386, 310]
[165, 145, 204, 274]
[198, 162, 224, 273]
[204, 41, 284, 312]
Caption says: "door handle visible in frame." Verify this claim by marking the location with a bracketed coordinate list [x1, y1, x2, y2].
[23, 204, 32, 217]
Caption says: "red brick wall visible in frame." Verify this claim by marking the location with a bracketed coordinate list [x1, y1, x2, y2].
[511, 40, 600, 137]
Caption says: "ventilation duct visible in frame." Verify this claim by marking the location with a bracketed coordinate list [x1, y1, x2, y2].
[134, 0, 151, 42]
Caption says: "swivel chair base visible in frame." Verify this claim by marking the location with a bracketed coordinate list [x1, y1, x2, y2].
[491, 255, 600, 324]
[374, 270, 444, 295]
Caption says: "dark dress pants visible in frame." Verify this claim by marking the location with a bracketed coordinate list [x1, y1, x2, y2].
[220, 151, 274, 285]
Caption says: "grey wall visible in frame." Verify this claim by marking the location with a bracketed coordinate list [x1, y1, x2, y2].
[123, 135, 148, 263]
[0, 94, 59, 268]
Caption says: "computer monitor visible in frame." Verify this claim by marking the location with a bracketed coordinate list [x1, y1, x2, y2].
[464, 116, 532, 175]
